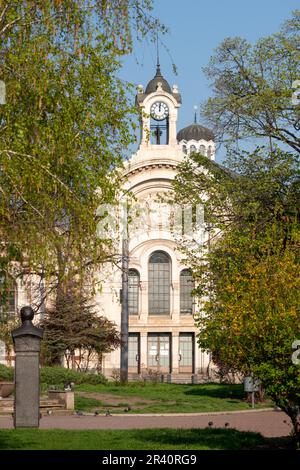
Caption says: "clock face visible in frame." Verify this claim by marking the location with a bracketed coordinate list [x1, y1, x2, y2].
[150, 101, 169, 121]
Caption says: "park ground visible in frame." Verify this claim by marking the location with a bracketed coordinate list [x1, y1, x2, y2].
[0, 383, 296, 450]
[0, 410, 294, 449]
[72, 382, 273, 414]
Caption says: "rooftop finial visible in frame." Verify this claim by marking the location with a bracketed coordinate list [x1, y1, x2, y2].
[156, 33, 161, 76]
[194, 105, 198, 123]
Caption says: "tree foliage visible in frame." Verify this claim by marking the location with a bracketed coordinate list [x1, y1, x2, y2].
[0, 0, 164, 298]
[202, 10, 300, 152]
[175, 12, 300, 442]
[0, 317, 19, 365]
[173, 147, 300, 444]
[40, 280, 120, 370]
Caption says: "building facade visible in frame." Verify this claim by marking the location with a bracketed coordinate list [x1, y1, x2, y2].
[97, 64, 216, 379]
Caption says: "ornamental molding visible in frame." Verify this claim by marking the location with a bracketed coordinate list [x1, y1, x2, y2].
[125, 161, 178, 176]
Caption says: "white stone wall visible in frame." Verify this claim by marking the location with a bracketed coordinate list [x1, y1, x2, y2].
[178, 139, 216, 160]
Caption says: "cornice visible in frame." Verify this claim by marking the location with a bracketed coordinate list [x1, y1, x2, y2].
[124, 160, 178, 177]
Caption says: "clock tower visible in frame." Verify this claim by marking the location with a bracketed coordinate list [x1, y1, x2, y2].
[135, 61, 182, 150]
[97, 64, 213, 381]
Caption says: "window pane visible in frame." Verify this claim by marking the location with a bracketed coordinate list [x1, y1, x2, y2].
[199, 145, 206, 156]
[149, 251, 170, 315]
[128, 334, 139, 367]
[147, 333, 171, 370]
[128, 269, 139, 315]
[180, 269, 194, 314]
[179, 333, 194, 366]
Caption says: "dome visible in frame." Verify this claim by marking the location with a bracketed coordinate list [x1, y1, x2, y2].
[177, 123, 214, 142]
[145, 65, 172, 95]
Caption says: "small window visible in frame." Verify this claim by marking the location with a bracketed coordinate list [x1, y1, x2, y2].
[128, 269, 140, 315]
[182, 145, 187, 155]
[199, 145, 206, 156]
[207, 145, 213, 158]
[180, 269, 194, 315]
[0, 273, 17, 321]
[189, 145, 196, 154]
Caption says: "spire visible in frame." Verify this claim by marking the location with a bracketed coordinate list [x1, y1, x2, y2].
[156, 33, 162, 76]
[143, 36, 176, 96]
[194, 105, 198, 124]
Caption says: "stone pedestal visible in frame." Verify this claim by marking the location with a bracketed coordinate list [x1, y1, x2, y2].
[12, 306, 43, 428]
[48, 390, 74, 410]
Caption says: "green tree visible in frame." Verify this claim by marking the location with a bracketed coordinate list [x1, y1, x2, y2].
[202, 10, 300, 152]
[0, 318, 19, 366]
[40, 280, 120, 370]
[0, 0, 165, 298]
[173, 148, 300, 445]
[174, 11, 300, 443]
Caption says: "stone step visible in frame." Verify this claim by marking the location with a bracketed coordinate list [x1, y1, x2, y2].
[40, 403, 64, 409]
[0, 409, 73, 416]
[0, 398, 65, 414]
[0, 399, 13, 406]
[0, 399, 62, 406]
[40, 399, 61, 405]
[40, 409, 74, 416]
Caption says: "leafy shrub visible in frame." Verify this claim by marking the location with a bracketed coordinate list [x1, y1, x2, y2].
[141, 368, 162, 385]
[111, 368, 121, 385]
[0, 364, 106, 386]
[40, 366, 107, 387]
[0, 363, 14, 381]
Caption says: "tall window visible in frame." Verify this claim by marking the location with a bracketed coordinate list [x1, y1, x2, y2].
[0, 273, 16, 321]
[207, 145, 212, 158]
[180, 269, 194, 314]
[148, 251, 171, 315]
[189, 145, 196, 154]
[128, 269, 140, 315]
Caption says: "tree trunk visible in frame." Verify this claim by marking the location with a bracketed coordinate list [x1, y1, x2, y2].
[283, 405, 300, 448]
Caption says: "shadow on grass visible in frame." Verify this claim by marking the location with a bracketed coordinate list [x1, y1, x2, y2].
[129, 428, 292, 450]
[0, 428, 294, 450]
[0, 432, 34, 450]
[184, 383, 244, 400]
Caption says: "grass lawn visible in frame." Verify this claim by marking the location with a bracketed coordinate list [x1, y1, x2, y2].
[0, 428, 291, 450]
[74, 382, 273, 414]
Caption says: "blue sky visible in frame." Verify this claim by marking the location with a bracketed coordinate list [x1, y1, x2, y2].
[120, 0, 299, 161]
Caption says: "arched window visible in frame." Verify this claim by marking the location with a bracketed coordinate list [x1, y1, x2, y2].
[182, 145, 187, 155]
[180, 269, 194, 314]
[199, 144, 206, 156]
[0, 273, 17, 320]
[207, 145, 212, 158]
[128, 269, 140, 315]
[189, 145, 196, 154]
[149, 251, 171, 315]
